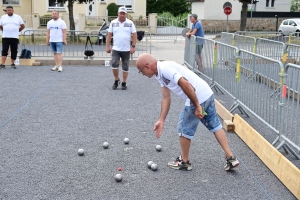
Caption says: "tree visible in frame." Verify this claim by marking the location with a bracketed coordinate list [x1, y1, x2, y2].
[56, 0, 87, 30]
[147, 0, 191, 16]
[291, 0, 300, 12]
[238, 0, 252, 31]
[107, 3, 118, 16]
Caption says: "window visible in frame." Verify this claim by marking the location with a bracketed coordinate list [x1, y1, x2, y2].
[283, 20, 288, 25]
[271, 0, 275, 7]
[48, 0, 64, 10]
[117, 0, 133, 12]
[2, 0, 20, 5]
[289, 20, 296, 26]
[100, 0, 106, 3]
[266, 0, 269, 7]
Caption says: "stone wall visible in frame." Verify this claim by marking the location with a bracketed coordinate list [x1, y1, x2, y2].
[201, 18, 285, 32]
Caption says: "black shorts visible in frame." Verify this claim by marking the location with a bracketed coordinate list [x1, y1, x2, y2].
[2, 38, 19, 60]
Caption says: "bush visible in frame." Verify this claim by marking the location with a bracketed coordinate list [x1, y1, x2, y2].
[107, 3, 118, 16]
[40, 14, 52, 26]
[157, 12, 189, 28]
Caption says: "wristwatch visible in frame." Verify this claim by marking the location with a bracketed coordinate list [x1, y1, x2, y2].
[131, 45, 135, 48]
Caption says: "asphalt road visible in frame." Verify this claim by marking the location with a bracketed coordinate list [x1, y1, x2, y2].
[0, 65, 296, 199]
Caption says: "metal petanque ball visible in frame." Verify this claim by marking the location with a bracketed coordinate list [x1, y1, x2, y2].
[155, 145, 162, 152]
[151, 163, 158, 171]
[115, 174, 123, 182]
[103, 142, 109, 149]
[147, 161, 154, 169]
[78, 148, 84, 156]
[124, 138, 129, 144]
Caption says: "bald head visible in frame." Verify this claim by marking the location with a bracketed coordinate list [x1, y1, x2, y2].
[136, 53, 158, 77]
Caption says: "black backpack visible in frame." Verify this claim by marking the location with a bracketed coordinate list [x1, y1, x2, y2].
[20, 48, 31, 59]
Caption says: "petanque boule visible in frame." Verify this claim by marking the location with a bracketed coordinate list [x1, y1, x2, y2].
[78, 148, 84, 156]
[124, 138, 129, 144]
[103, 142, 109, 149]
[147, 161, 154, 169]
[155, 145, 162, 152]
[115, 174, 123, 182]
[151, 163, 158, 171]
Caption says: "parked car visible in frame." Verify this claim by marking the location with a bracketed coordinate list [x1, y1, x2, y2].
[278, 19, 300, 36]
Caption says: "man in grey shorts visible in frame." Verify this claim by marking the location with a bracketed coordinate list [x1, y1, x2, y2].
[106, 7, 137, 90]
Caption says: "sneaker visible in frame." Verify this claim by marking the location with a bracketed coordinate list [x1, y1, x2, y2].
[0, 64, 5, 69]
[121, 82, 127, 90]
[58, 66, 63, 72]
[112, 79, 120, 90]
[51, 66, 58, 71]
[11, 63, 16, 69]
[167, 155, 192, 171]
[224, 155, 239, 171]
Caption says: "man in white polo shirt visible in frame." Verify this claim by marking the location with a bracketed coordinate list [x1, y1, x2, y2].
[136, 53, 239, 171]
[106, 7, 137, 90]
[0, 5, 25, 69]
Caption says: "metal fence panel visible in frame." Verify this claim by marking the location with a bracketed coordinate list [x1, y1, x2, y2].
[287, 44, 300, 65]
[184, 36, 196, 70]
[282, 63, 300, 152]
[233, 35, 256, 53]
[220, 32, 234, 45]
[213, 42, 239, 98]
[256, 38, 285, 61]
[237, 50, 284, 133]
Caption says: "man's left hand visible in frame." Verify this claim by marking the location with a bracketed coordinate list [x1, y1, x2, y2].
[194, 105, 204, 119]
[130, 46, 135, 54]
[63, 41, 67, 45]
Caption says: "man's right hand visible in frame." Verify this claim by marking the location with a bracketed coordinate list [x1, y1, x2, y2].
[106, 47, 111, 53]
[153, 120, 164, 138]
[186, 33, 191, 39]
[46, 42, 50, 46]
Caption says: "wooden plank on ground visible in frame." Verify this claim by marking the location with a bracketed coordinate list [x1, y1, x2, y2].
[4, 58, 35, 66]
[233, 114, 300, 199]
[215, 100, 233, 121]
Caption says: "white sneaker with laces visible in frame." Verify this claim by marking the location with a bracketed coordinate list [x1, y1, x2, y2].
[58, 66, 63, 72]
[51, 66, 58, 71]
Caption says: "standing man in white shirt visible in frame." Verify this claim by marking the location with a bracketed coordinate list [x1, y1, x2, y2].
[136, 53, 239, 171]
[46, 10, 67, 72]
[0, 6, 25, 69]
[106, 7, 137, 90]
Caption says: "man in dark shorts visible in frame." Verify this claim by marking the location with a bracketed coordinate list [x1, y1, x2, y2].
[106, 7, 137, 90]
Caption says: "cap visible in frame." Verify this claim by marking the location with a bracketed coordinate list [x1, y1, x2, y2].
[190, 13, 198, 19]
[118, 7, 127, 13]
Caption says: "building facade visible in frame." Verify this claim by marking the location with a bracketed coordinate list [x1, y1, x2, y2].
[254, 0, 291, 12]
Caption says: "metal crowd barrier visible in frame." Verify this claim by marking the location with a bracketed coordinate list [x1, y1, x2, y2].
[183, 36, 196, 70]
[220, 32, 234, 45]
[233, 34, 256, 53]
[183, 36, 300, 158]
[21, 30, 152, 59]
[287, 44, 300, 65]
[256, 38, 285, 61]
[275, 63, 300, 155]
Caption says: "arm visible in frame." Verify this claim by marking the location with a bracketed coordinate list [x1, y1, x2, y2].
[19, 24, 25, 32]
[62, 29, 67, 45]
[130, 32, 137, 54]
[46, 29, 50, 46]
[0, 26, 2, 31]
[153, 86, 171, 138]
[106, 32, 112, 53]
[177, 77, 204, 119]
[186, 28, 198, 37]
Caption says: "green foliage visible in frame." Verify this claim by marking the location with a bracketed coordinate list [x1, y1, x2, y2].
[107, 3, 119, 16]
[291, 0, 300, 12]
[157, 12, 188, 27]
[147, 0, 191, 16]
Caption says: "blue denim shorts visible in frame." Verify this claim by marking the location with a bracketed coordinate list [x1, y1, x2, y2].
[177, 95, 222, 139]
[50, 42, 63, 54]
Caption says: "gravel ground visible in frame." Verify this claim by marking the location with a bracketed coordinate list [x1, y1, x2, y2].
[0, 65, 296, 199]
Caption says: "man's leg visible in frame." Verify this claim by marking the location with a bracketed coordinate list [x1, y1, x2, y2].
[112, 50, 121, 89]
[120, 51, 130, 83]
[54, 53, 58, 66]
[1, 38, 9, 67]
[56, 53, 63, 67]
[179, 136, 191, 163]
[10, 38, 19, 66]
[214, 129, 233, 158]
[196, 45, 204, 73]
